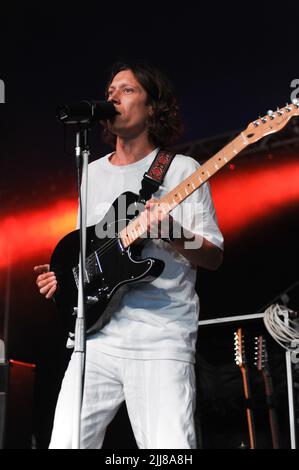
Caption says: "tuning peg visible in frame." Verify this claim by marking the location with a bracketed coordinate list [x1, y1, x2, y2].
[285, 103, 292, 112]
[267, 110, 275, 120]
[253, 120, 260, 127]
[276, 107, 284, 116]
[261, 116, 267, 123]
[292, 98, 299, 108]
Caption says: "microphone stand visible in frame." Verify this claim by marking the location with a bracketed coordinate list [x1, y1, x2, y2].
[56, 100, 116, 448]
[71, 126, 89, 449]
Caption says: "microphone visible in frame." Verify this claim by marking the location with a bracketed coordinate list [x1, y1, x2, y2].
[56, 100, 118, 125]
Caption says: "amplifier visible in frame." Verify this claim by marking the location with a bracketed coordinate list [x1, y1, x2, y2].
[0, 358, 36, 449]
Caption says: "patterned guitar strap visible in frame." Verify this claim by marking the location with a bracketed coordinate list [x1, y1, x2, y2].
[138, 149, 176, 204]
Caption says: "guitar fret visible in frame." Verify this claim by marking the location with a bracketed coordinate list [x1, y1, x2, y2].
[124, 233, 131, 244]
[133, 228, 139, 239]
[163, 201, 172, 211]
[240, 132, 249, 145]
[160, 204, 168, 215]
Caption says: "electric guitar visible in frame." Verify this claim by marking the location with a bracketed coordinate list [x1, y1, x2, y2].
[50, 101, 299, 335]
[234, 328, 257, 449]
[254, 335, 280, 449]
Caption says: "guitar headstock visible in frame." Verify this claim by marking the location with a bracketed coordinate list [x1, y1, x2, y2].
[244, 99, 299, 144]
[254, 335, 269, 374]
[234, 328, 247, 370]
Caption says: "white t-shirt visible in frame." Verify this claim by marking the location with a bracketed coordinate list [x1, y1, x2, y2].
[86, 148, 224, 363]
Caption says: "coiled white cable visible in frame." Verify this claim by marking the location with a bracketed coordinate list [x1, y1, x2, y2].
[263, 303, 299, 351]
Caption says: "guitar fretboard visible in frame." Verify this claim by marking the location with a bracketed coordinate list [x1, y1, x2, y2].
[119, 132, 249, 248]
[255, 335, 280, 449]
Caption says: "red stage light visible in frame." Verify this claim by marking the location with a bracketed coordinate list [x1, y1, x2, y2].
[0, 200, 77, 270]
[0, 157, 298, 270]
[212, 158, 299, 236]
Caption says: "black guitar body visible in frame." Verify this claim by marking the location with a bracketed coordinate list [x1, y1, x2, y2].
[50, 192, 164, 335]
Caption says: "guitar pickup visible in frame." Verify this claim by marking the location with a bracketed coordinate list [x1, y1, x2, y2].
[72, 267, 79, 288]
[72, 266, 91, 288]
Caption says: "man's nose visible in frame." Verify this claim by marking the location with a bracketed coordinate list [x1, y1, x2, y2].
[108, 89, 120, 103]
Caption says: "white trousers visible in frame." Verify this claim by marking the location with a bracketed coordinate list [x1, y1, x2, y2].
[49, 347, 197, 449]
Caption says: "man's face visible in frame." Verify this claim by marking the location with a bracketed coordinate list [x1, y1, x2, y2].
[106, 69, 152, 139]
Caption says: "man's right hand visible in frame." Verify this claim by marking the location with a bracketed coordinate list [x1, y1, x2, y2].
[34, 264, 57, 299]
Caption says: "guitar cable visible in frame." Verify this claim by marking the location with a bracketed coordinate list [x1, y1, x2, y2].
[263, 303, 299, 354]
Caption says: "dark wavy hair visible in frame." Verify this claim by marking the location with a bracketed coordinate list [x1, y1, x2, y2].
[102, 61, 183, 149]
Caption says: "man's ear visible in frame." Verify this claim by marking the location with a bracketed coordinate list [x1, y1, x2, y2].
[148, 104, 154, 117]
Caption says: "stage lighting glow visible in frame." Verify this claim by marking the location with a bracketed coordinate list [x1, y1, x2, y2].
[211, 158, 299, 237]
[0, 200, 77, 270]
[0, 156, 298, 270]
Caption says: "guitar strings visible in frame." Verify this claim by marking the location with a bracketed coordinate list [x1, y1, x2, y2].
[74, 237, 118, 277]
[76, 165, 212, 273]
[75, 206, 164, 274]
[80, 167, 206, 270]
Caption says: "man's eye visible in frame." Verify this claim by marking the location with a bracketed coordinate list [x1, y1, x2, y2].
[124, 88, 133, 93]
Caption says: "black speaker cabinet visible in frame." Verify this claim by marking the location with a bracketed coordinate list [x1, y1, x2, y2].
[0, 361, 9, 449]
[196, 312, 297, 449]
[0, 359, 35, 449]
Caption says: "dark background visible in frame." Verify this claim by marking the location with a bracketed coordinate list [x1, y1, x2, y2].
[0, 1, 299, 448]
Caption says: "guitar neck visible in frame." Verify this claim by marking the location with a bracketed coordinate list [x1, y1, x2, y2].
[240, 367, 257, 449]
[120, 132, 249, 248]
[161, 132, 249, 209]
[262, 371, 280, 449]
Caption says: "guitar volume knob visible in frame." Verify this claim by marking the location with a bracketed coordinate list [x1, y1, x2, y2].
[86, 296, 99, 304]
